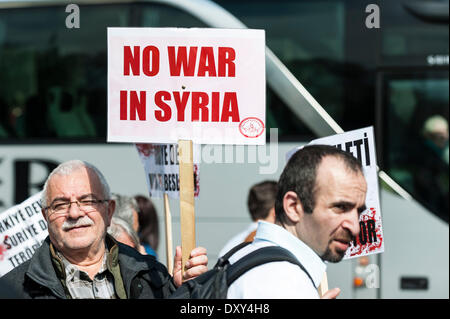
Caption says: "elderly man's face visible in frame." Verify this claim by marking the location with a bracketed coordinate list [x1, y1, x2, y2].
[298, 156, 367, 263]
[44, 167, 114, 255]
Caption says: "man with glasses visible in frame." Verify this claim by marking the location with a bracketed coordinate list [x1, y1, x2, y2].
[0, 160, 208, 299]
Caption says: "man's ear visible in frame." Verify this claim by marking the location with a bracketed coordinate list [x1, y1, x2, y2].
[282, 191, 304, 224]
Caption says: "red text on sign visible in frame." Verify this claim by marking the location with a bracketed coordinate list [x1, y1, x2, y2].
[119, 90, 240, 122]
[120, 90, 146, 120]
[124, 46, 160, 76]
[167, 46, 236, 77]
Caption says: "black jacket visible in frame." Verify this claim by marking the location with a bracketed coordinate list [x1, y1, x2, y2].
[0, 236, 177, 299]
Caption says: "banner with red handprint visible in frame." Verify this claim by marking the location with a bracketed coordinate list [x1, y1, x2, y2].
[136, 143, 200, 199]
[287, 126, 384, 259]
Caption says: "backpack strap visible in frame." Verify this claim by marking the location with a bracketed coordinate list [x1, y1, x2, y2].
[215, 241, 252, 268]
[226, 246, 315, 288]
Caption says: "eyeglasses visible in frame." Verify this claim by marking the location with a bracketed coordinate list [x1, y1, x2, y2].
[44, 198, 109, 216]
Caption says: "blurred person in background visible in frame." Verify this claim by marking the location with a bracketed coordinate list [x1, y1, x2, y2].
[108, 194, 145, 254]
[111, 193, 140, 233]
[218, 180, 277, 257]
[135, 195, 159, 258]
[422, 115, 449, 165]
[413, 114, 449, 221]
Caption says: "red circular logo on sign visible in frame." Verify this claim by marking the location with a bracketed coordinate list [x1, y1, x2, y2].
[239, 117, 265, 138]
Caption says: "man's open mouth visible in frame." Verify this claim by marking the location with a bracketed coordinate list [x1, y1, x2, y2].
[333, 239, 351, 250]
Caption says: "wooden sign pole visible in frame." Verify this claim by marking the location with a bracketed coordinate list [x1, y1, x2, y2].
[318, 272, 329, 298]
[178, 140, 196, 277]
[163, 193, 173, 276]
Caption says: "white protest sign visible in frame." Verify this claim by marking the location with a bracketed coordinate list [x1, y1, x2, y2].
[136, 143, 201, 199]
[287, 127, 384, 259]
[0, 192, 48, 277]
[107, 27, 266, 145]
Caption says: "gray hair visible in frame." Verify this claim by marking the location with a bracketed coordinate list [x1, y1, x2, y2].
[107, 216, 140, 249]
[41, 160, 111, 208]
[423, 115, 448, 135]
[111, 193, 138, 230]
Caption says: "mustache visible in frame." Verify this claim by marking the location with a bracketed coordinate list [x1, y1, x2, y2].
[62, 216, 94, 231]
[332, 230, 354, 243]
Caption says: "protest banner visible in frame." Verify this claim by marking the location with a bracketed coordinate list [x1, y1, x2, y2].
[135, 143, 201, 199]
[135, 142, 200, 274]
[108, 27, 266, 273]
[0, 192, 48, 277]
[107, 27, 266, 145]
[287, 126, 385, 259]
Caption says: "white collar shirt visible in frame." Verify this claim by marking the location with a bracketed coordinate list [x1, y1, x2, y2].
[218, 222, 259, 257]
[227, 221, 327, 299]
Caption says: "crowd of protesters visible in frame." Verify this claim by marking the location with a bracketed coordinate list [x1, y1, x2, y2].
[0, 145, 367, 299]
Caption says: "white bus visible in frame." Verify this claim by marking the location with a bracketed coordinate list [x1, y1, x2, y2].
[0, 0, 448, 298]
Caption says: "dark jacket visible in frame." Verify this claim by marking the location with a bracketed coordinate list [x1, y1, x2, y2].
[0, 236, 177, 299]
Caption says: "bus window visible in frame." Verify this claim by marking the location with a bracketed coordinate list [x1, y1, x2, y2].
[382, 73, 449, 221]
[0, 3, 208, 142]
[0, 5, 131, 141]
[214, 0, 374, 139]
